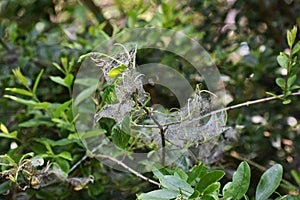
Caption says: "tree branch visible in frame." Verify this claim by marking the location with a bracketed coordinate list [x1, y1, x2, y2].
[94, 154, 160, 187]
[132, 92, 300, 129]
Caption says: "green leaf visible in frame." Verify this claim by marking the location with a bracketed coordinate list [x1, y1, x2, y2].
[223, 161, 251, 200]
[50, 76, 68, 87]
[287, 75, 297, 88]
[195, 170, 225, 194]
[52, 62, 65, 74]
[138, 189, 180, 200]
[0, 182, 10, 195]
[290, 85, 300, 90]
[5, 88, 33, 97]
[12, 67, 28, 87]
[64, 73, 74, 87]
[292, 41, 300, 55]
[61, 57, 69, 73]
[55, 158, 70, 173]
[277, 53, 289, 69]
[0, 123, 9, 134]
[275, 78, 285, 89]
[287, 26, 297, 48]
[291, 170, 300, 185]
[108, 64, 127, 78]
[53, 99, 72, 118]
[152, 167, 170, 180]
[287, 30, 293, 48]
[0, 133, 17, 140]
[255, 164, 283, 200]
[161, 175, 194, 198]
[112, 126, 130, 149]
[283, 99, 292, 104]
[121, 114, 131, 135]
[189, 190, 200, 199]
[19, 117, 53, 127]
[57, 151, 72, 161]
[33, 69, 44, 94]
[174, 168, 188, 181]
[187, 163, 207, 184]
[4, 95, 50, 109]
[201, 194, 219, 200]
[203, 182, 220, 196]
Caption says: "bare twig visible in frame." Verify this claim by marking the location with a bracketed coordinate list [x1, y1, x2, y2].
[133, 92, 300, 129]
[136, 100, 166, 166]
[94, 154, 160, 187]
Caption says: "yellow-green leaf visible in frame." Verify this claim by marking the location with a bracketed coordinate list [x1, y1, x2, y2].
[5, 88, 33, 97]
[12, 67, 28, 87]
[108, 64, 127, 78]
[0, 123, 9, 134]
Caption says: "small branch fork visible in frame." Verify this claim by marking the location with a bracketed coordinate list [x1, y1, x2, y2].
[136, 98, 166, 166]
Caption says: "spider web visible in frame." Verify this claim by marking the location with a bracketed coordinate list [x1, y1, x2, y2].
[91, 45, 228, 164]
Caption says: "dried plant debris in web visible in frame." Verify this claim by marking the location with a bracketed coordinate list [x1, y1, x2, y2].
[89, 44, 231, 164]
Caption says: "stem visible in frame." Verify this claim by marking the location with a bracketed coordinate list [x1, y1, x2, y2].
[137, 100, 166, 166]
[0, 37, 12, 51]
[94, 154, 160, 187]
[284, 47, 293, 98]
[132, 92, 300, 129]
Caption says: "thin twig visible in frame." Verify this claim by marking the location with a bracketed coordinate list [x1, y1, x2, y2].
[0, 37, 12, 52]
[133, 92, 300, 129]
[94, 154, 160, 187]
[136, 100, 166, 165]
[69, 154, 88, 174]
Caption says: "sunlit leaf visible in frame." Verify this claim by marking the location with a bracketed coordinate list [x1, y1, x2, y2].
[108, 64, 127, 78]
[0, 123, 9, 134]
[12, 67, 28, 87]
[64, 74, 74, 87]
[57, 152, 72, 161]
[50, 76, 67, 87]
[5, 88, 33, 97]
[4, 95, 50, 109]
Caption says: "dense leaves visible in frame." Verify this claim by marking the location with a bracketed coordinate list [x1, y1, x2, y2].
[0, 0, 300, 199]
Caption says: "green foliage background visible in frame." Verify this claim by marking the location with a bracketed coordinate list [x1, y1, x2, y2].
[0, 0, 300, 199]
